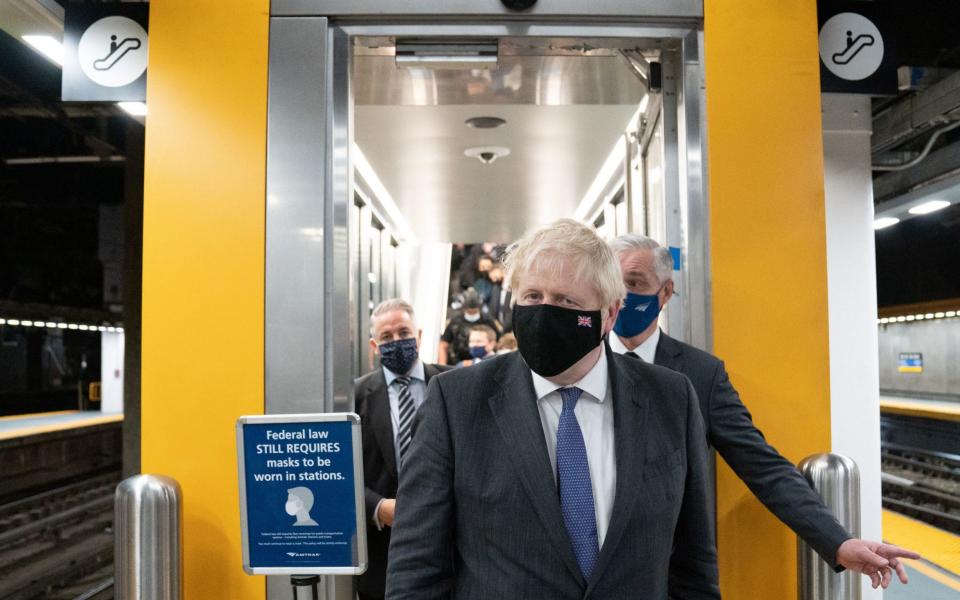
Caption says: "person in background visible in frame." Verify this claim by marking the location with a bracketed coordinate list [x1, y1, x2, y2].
[438, 288, 501, 365]
[456, 324, 498, 367]
[486, 264, 512, 331]
[353, 298, 451, 600]
[608, 233, 920, 590]
[495, 331, 517, 354]
[473, 255, 495, 304]
[387, 219, 719, 599]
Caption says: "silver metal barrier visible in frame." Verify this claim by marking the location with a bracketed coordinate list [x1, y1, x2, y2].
[797, 453, 861, 600]
[115, 474, 183, 600]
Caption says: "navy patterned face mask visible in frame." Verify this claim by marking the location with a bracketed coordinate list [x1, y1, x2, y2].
[378, 337, 419, 375]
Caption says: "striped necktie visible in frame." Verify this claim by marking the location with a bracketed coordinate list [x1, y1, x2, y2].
[394, 376, 415, 465]
[556, 386, 599, 580]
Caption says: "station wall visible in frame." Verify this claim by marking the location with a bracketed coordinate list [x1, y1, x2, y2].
[879, 320, 960, 399]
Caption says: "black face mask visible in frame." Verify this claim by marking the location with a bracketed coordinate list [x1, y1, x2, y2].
[512, 303, 603, 377]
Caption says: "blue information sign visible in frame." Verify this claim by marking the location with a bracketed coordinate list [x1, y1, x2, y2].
[236, 414, 367, 575]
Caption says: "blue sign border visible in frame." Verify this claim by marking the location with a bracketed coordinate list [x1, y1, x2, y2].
[236, 413, 368, 575]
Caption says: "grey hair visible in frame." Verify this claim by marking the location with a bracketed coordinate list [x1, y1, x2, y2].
[609, 233, 674, 285]
[370, 298, 416, 336]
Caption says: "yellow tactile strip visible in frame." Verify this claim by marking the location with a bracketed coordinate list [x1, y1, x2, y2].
[0, 410, 77, 422]
[883, 509, 960, 591]
[0, 413, 123, 441]
[880, 398, 960, 422]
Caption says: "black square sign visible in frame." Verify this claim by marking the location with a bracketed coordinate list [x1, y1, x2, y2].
[62, 4, 149, 102]
[818, 0, 897, 95]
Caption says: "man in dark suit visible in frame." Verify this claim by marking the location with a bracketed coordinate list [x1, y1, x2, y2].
[354, 298, 450, 600]
[387, 219, 719, 599]
[487, 265, 513, 333]
[608, 233, 920, 590]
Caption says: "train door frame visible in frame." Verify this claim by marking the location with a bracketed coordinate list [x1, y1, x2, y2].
[265, 5, 707, 598]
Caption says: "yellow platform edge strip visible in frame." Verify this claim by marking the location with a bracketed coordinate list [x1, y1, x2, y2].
[903, 559, 960, 592]
[0, 414, 123, 441]
[883, 509, 960, 584]
[0, 410, 78, 422]
[880, 399, 960, 422]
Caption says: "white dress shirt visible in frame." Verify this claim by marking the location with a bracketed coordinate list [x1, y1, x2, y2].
[608, 327, 661, 364]
[530, 350, 616, 547]
[374, 360, 427, 530]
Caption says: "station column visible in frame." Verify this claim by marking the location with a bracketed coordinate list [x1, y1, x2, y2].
[705, 2, 833, 598]
[140, 2, 269, 599]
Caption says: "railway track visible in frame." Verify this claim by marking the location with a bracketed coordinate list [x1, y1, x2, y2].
[882, 443, 960, 534]
[0, 474, 118, 600]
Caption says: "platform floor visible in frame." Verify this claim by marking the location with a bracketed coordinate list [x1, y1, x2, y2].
[883, 509, 960, 598]
[881, 395, 960, 422]
[0, 410, 123, 441]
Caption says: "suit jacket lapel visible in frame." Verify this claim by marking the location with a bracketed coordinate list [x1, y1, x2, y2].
[654, 331, 684, 371]
[587, 347, 649, 591]
[487, 353, 587, 587]
[368, 371, 398, 480]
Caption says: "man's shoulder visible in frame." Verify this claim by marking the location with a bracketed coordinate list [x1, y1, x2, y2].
[612, 349, 691, 390]
[353, 368, 385, 393]
[660, 333, 723, 371]
[430, 352, 515, 389]
[425, 363, 454, 377]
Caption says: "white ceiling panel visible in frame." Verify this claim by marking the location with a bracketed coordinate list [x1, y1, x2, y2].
[355, 103, 639, 243]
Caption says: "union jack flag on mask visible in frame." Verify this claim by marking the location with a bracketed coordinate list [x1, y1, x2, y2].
[577, 315, 592, 327]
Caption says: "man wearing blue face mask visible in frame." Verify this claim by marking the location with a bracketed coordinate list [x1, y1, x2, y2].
[455, 324, 498, 367]
[353, 298, 451, 600]
[609, 234, 920, 589]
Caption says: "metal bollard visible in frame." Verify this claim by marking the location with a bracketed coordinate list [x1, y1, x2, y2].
[115, 474, 183, 600]
[797, 453, 861, 600]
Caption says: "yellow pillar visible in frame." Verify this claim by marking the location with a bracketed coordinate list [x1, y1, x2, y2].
[141, 2, 269, 598]
[705, 2, 831, 598]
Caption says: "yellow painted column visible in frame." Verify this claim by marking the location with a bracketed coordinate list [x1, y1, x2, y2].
[141, 2, 269, 599]
[705, 2, 831, 598]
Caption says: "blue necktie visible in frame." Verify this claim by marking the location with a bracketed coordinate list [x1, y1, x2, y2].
[556, 386, 599, 581]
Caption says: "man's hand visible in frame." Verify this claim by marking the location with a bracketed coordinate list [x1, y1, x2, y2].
[836, 539, 921, 589]
[378, 498, 396, 527]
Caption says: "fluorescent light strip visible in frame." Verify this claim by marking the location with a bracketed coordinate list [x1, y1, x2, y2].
[574, 104, 643, 222]
[22, 35, 64, 67]
[0, 317, 123, 333]
[352, 143, 417, 244]
[877, 310, 959, 325]
[907, 199, 950, 215]
[873, 217, 900, 230]
[118, 102, 148, 117]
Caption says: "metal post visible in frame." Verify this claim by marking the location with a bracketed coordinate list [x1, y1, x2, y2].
[115, 474, 183, 600]
[291, 575, 321, 600]
[797, 453, 861, 600]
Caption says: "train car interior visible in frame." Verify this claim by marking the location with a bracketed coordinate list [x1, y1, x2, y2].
[338, 33, 704, 378]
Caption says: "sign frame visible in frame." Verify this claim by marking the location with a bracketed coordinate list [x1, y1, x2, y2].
[817, 0, 897, 95]
[62, 3, 149, 102]
[236, 412, 367, 575]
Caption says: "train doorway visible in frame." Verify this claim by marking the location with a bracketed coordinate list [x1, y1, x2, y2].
[265, 5, 706, 599]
